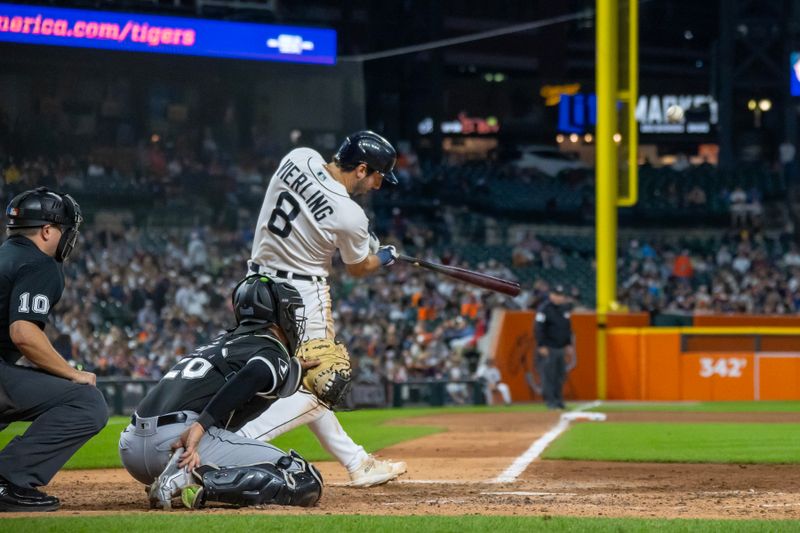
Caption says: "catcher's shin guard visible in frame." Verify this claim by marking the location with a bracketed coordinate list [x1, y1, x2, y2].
[194, 454, 323, 508]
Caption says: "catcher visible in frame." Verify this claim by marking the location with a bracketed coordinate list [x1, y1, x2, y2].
[119, 275, 323, 509]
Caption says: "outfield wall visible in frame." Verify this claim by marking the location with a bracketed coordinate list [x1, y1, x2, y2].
[492, 311, 800, 401]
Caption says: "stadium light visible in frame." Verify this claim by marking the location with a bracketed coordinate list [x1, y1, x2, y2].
[556, 134, 565, 143]
[748, 98, 771, 127]
[569, 133, 579, 143]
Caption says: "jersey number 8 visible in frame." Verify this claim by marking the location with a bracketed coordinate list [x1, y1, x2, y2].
[267, 191, 301, 238]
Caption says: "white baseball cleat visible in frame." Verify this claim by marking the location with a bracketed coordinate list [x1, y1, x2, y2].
[149, 448, 188, 510]
[348, 455, 407, 488]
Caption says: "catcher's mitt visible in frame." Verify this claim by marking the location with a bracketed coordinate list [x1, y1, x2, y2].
[298, 338, 352, 407]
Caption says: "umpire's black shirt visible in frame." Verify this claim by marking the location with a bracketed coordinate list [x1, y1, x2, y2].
[534, 301, 573, 348]
[0, 235, 64, 364]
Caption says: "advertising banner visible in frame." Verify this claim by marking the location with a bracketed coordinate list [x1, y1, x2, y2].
[0, 2, 336, 64]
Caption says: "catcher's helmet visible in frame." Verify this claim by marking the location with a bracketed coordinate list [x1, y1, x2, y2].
[333, 130, 398, 184]
[6, 186, 83, 262]
[232, 275, 306, 356]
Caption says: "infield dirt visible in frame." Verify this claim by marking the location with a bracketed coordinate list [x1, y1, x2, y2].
[3, 411, 799, 519]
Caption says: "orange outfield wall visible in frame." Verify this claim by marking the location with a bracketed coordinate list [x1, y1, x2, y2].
[491, 311, 800, 401]
[604, 328, 800, 400]
[491, 311, 649, 401]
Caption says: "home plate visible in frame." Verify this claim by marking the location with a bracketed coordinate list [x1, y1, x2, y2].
[561, 411, 607, 422]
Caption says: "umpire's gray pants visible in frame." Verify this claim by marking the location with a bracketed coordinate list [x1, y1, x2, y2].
[535, 347, 567, 407]
[119, 411, 303, 486]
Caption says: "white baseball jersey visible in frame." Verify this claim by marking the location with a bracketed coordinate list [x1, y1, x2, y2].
[251, 148, 370, 277]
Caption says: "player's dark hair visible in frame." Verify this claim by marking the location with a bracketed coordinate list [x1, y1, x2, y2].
[332, 160, 359, 173]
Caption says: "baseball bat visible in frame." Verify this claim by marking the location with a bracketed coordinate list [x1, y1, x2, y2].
[397, 254, 522, 297]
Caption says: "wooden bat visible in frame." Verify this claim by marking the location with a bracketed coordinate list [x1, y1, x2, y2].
[397, 254, 522, 297]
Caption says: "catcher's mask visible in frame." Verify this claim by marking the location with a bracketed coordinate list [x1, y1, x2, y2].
[232, 275, 306, 356]
[6, 186, 83, 262]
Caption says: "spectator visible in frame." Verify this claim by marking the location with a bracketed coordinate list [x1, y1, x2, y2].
[716, 245, 733, 267]
[729, 186, 748, 227]
[746, 188, 763, 228]
[685, 185, 707, 208]
[784, 243, 800, 268]
[512, 232, 542, 267]
[445, 358, 470, 405]
[186, 231, 208, 269]
[474, 357, 511, 406]
[672, 249, 694, 280]
[732, 251, 752, 275]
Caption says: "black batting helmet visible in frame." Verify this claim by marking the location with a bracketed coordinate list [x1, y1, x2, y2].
[333, 130, 398, 184]
[232, 275, 306, 356]
[6, 187, 83, 262]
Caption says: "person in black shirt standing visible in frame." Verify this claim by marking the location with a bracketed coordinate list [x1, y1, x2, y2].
[534, 284, 574, 410]
[119, 275, 323, 510]
[0, 187, 108, 512]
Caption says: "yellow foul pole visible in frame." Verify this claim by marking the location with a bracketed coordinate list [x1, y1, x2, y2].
[595, 0, 618, 400]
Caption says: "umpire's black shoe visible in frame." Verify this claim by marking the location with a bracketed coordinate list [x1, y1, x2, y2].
[0, 476, 60, 512]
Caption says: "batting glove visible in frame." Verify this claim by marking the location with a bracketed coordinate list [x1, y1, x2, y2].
[376, 245, 398, 267]
[368, 231, 380, 255]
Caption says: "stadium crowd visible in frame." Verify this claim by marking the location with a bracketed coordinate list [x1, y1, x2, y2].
[41, 223, 531, 382]
[619, 227, 800, 315]
[32, 221, 800, 383]
[1, 141, 799, 383]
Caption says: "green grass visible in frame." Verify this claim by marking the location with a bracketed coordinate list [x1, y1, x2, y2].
[543, 422, 800, 463]
[589, 401, 800, 412]
[0, 417, 131, 470]
[1, 514, 798, 532]
[3, 402, 798, 469]
[0, 404, 547, 469]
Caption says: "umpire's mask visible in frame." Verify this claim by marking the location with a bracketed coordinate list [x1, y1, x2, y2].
[6, 187, 84, 262]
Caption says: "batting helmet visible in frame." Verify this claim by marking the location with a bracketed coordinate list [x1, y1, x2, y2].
[333, 130, 398, 184]
[232, 275, 306, 356]
[6, 187, 83, 262]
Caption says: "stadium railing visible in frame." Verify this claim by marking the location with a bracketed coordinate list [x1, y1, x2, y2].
[97, 377, 490, 415]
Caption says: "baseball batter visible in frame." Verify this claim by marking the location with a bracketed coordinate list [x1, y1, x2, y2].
[119, 276, 323, 509]
[238, 131, 406, 487]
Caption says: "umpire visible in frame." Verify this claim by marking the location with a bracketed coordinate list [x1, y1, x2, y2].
[0, 187, 107, 512]
[534, 284, 574, 410]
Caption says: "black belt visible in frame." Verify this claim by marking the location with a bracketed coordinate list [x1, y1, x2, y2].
[131, 412, 188, 428]
[249, 262, 325, 283]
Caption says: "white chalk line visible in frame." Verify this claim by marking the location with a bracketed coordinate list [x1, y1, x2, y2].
[334, 401, 607, 487]
[328, 479, 479, 486]
[397, 479, 476, 485]
[482, 491, 578, 497]
[488, 400, 606, 484]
